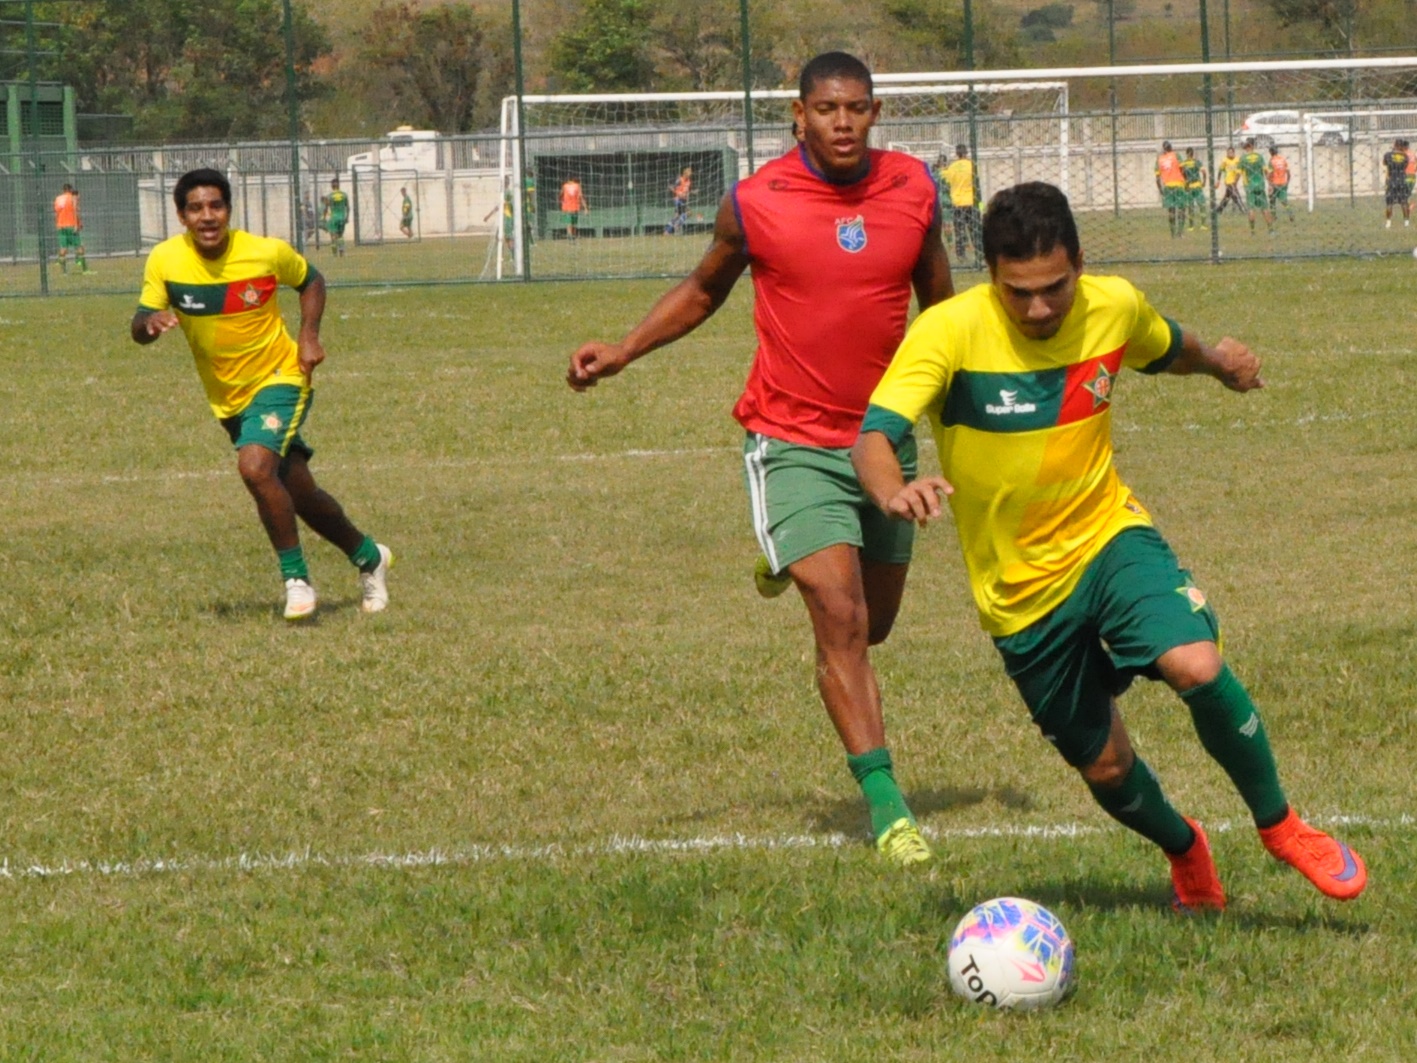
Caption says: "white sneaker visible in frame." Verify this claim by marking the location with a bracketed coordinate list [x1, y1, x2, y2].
[359, 544, 393, 613]
[284, 578, 318, 621]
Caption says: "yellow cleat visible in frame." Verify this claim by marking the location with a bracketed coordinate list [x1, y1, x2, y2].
[753, 554, 791, 599]
[876, 818, 932, 867]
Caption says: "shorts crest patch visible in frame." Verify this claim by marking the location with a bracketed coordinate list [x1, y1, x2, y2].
[262, 412, 285, 433]
[1177, 582, 1208, 612]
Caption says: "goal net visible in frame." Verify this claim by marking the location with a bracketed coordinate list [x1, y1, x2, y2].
[495, 82, 1068, 280]
[493, 57, 1417, 279]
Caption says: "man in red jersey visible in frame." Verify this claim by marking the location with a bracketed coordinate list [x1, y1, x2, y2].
[567, 52, 953, 865]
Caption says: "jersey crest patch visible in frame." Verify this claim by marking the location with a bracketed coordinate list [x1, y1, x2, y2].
[836, 215, 867, 253]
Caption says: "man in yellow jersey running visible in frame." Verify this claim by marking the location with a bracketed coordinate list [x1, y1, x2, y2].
[852, 182, 1367, 912]
[130, 168, 392, 621]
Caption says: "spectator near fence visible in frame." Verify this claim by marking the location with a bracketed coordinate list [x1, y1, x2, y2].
[53, 183, 87, 274]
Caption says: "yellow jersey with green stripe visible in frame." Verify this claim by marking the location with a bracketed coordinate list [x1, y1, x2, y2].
[861, 274, 1182, 637]
[138, 230, 317, 419]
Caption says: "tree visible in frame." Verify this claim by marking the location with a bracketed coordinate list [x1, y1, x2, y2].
[549, 0, 655, 92]
[36, 0, 331, 141]
[355, 2, 513, 133]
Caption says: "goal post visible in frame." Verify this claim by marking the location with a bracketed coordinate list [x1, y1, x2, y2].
[496, 81, 1068, 281]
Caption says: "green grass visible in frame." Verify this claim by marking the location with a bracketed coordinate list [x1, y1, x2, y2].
[0, 259, 1413, 1059]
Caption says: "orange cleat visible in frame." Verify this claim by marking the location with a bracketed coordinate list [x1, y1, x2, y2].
[1259, 808, 1367, 901]
[1167, 818, 1227, 913]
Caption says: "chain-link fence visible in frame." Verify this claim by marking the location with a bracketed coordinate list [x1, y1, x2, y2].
[5, 56, 1417, 296]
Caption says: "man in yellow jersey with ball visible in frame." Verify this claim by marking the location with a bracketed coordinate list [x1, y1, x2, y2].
[852, 182, 1366, 912]
[130, 168, 391, 621]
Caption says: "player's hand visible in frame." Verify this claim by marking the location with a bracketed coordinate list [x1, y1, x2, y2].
[567, 342, 631, 391]
[298, 337, 327, 381]
[1212, 336, 1264, 392]
[142, 310, 180, 337]
[884, 476, 954, 526]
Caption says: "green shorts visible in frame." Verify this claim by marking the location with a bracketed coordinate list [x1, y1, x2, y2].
[1187, 186, 1206, 207]
[742, 431, 917, 575]
[220, 383, 314, 460]
[1269, 185, 1289, 205]
[992, 525, 1221, 769]
[327, 218, 348, 237]
[57, 227, 81, 250]
[1161, 186, 1186, 210]
[1246, 185, 1269, 210]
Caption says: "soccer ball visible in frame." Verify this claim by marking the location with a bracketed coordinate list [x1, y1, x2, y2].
[946, 897, 1076, 1010]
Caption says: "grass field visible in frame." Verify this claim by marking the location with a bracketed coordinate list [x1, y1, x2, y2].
[0, 257, 1414, 1059]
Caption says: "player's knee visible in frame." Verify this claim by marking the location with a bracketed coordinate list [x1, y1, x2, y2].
[1079, 745, 1133, 789]
[1157, 641, 1223, 693]
[807, 585, 870, 649]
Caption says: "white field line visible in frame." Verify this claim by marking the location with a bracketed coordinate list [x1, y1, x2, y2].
[0, 814, 1407, 884]
[0, 402, 1381, 493]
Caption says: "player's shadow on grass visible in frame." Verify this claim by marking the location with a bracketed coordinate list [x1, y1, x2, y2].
[805, 784, 1033, 837]
[202, 595, 362, 622]
[998, 877, 1374, 934]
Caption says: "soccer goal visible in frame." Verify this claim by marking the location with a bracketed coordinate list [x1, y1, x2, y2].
[494, 81, 1068, 280]
[1300, 108, 1417, 213]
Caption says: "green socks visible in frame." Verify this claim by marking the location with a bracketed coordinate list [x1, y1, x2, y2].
[1087, 757, 1194, 854]
[847, 747, 913, 839]
[348, 535, 381, 572]
[277, 545, 309, 582]
[1180, 664, 1288, 828]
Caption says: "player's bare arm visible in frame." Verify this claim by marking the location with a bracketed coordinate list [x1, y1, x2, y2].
[851, 430, 954, 526]
[130, 308, 180, 345]
[567, 194, 750, 392]
[296, 272, 328, 379]
[912, 211, 955, 309]
[1166, 330, 1264, 392]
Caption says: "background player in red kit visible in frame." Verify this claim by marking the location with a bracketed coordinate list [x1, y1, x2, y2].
[567, 52, 954, 864]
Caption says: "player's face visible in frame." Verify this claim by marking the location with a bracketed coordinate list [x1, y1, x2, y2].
[991, 246, 1083, 341]
[178, 185, 231, 258]
[792, 77, 880, 179]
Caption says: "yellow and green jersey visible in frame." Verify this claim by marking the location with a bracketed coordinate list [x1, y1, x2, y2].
[138, 230, 317, 419]
[1239, 151, 1268, 188]
[326, 189, 349, 221]
[861, 275, 1182, 636]
[1218, 155, 1242, 185]
[1180, 157, 1203, 189]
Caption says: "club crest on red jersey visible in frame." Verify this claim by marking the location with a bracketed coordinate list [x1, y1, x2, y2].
[836, 214, 867, 253]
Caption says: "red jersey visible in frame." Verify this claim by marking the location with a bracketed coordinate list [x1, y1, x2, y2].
[731, 146, 937, 448]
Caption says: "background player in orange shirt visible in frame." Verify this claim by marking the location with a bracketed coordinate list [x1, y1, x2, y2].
[1267, 146, 1295, 224]
[567, 52, 953, 865]
[560, 176, 586, 239]
[53, 182, 87, 274]
[664, 166, 693, 235]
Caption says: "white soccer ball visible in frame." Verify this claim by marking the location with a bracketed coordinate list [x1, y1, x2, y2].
[946, 897, 1076, 1010]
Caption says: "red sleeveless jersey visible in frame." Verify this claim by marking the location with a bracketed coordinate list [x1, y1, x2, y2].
[731, 146, 938, 448]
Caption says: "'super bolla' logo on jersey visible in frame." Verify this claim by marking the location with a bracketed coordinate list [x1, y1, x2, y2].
[985, 389, 1038, 416]
[836, 215, 867, 253]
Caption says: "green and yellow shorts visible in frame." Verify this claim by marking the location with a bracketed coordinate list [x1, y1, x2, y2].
[1269, 184, 1290, 205]
[742, 431, 917, 576]
[1161, 186, 1187, 210]
[993, 525, 1221, 769]
[57, 226, 81, 250]
[221, 383, 314, 460]
[1246, 184, 1269, 210]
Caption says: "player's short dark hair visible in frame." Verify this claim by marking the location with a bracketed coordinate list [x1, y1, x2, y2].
[1269, 145, 1279, 155]
[1243, 137, 1255, 149]
[982, 182, 1080, 268]
[1162, 140, 1172, 151]
[173, 168, 230, 211]
[799, 52, 872, 99]
[956, 143, 969, 156]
